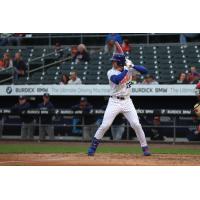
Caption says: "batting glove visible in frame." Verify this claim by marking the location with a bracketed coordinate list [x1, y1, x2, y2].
[125, 58, 134, 68]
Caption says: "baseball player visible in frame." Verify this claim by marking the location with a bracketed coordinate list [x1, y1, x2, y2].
[12, 96, 35, 140]
[188, 83, 200, 141]
[193, 83, 200, 116]
[38, 93, 55, 140]
[87, 44, 151, 156]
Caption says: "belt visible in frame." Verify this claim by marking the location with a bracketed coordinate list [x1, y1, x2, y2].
[111, 96, 126, 100]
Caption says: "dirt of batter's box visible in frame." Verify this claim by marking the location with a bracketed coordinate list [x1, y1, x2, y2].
[1, 142, 200, 166]
[0, 153, 200, 166]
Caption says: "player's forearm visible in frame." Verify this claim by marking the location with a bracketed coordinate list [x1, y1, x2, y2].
[110, 70, 128, 84]
[133, 65, 148, 75]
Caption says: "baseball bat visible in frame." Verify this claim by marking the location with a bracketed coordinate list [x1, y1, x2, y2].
[114, 41, 124, 54]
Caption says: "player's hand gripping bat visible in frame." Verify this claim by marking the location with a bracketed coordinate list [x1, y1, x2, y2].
[114, 41, 133, 69]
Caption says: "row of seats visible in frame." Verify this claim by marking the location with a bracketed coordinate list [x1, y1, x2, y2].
[0, 47, 67, 83]
[1, 44, 200, 85]
[0, 47, 55, 60]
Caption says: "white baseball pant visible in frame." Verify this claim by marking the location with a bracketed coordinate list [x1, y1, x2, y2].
[94, 97, 148, 147]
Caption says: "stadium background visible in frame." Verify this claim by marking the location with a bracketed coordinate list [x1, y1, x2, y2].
[0, 33, 200, 165]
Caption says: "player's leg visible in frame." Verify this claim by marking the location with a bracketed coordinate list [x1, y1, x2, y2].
[115, 124, 125, 140]
[111, 124, 124, 140]
[39, 125, 46, 140]
[21, 123, 27, 140]
[91, 123, 97, 138]
[83, 126, 90, 140]
[111, 125, 117, 140]
[86, 123, 97, 140]
[46, 125, 54, 140]
[122, 99, 151, 156]
[28, 122, 34, 140]
[88, 98, 120, 156]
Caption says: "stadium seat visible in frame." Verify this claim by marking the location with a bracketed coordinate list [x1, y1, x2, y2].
[1, 44, 200, 85]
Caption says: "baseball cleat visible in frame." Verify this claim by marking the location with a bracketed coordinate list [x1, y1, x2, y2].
[87, 137, 100, 156]
[87, 147, 96, 156]
[142, 146, 151, 156]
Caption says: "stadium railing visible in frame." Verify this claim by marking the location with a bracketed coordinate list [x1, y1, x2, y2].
[0, 47, 71, 84]
[0, 33, 197, 46]
[0, 108, 196, 144]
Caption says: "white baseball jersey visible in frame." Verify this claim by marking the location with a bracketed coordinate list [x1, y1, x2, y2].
[107, 67, 135, 97]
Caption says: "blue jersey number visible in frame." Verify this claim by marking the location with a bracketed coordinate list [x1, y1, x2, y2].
[126, 81, 132, 88]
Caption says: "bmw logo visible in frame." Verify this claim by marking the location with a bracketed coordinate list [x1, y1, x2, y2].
[6, 86, 12, 94]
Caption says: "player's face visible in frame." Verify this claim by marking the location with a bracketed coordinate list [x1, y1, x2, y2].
[112, 61, 118, 69]
[153, 116, 160, 125]
[19, 98, 26, 105]
[43, 96, 49, 103]
[112, 61, 123, 71]
[80, 101, 87, 110]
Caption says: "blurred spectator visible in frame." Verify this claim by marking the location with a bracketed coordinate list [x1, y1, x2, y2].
[72, 97, 97, 140]
[187, 66, 200, 84]
[68, 71, 82, 85]
[73, 44, 90, 64]
[176, 72, 188, 84]
[104, 40, 115, 54]
[105, 33, 122, 44]
[59, 74, 69, 85]
[12, 96, 35, 140]
[180, 34, 199, 45]
[150, 116, 164, 141]
[54, 42, 64, 59]
[13, 52, 26, 80]
[111, 114, 125, 140]
[131, 73, 141, 84]
[0, 53, 13, 69]
[142, 74, 159, 85]
[104, 33, 122, 54]
[38, 93, 55, 140]
[71, 46, 78, 60]
[121, 39, 131, 53]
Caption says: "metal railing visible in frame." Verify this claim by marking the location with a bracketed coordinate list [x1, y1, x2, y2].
[0, 47, 71, 84]
[1, 33, 199, 46]
[0, 109, 196, 143]
[0, 116, 195, 143]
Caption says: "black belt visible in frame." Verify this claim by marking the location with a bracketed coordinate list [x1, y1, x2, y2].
[111, 96, 125, 100]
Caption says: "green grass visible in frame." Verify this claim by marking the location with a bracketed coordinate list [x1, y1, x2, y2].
[0, 144, 200, 155]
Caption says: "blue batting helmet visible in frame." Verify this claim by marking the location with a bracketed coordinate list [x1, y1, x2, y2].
[110, 53, 125, 67]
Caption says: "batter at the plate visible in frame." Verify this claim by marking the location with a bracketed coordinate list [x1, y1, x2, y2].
[87, 51, 151, 156]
